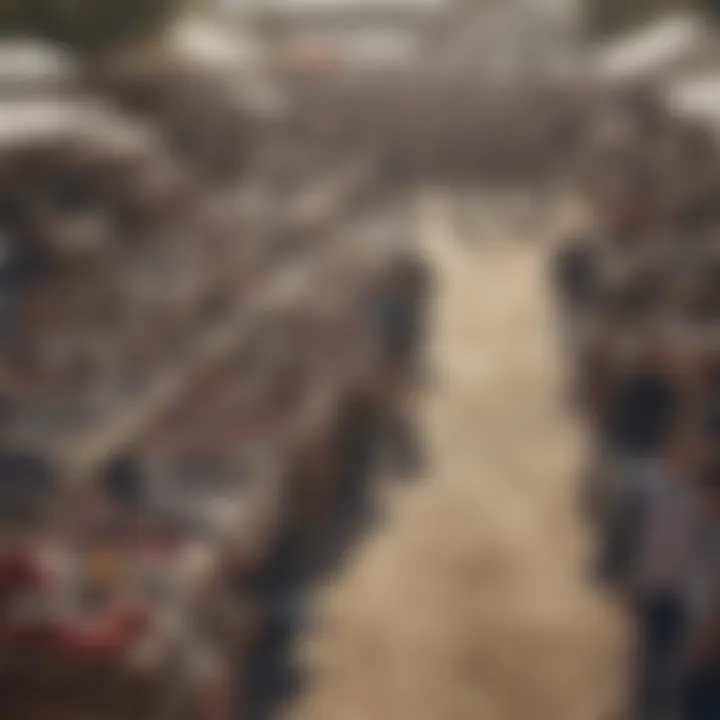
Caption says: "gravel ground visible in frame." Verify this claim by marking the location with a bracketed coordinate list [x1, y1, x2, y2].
[284, 187, 628, 720]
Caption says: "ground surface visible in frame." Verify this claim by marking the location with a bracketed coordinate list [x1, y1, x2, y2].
[284, 188, 628, 720]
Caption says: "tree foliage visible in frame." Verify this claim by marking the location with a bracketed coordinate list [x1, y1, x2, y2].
[0, 0, 183, 52]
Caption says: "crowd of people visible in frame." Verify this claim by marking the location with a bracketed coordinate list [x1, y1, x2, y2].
[553, 85, 720, 720]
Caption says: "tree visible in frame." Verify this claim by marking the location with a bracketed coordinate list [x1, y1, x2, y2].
[0, 0, 184, 52]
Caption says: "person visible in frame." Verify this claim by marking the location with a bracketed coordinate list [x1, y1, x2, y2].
[682, 462, 720, 719]
[590, 362, 681, 590]
[684, 423, 720, 720]
[578, 261, 676, 521]
[627, 416, 705, 720]
[370, 253, 432, 383]
[551, 233, 604, 358]
[364, 253, 431, 476]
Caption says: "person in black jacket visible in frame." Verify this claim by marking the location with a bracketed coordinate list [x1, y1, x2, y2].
[551, 233, 604, 358]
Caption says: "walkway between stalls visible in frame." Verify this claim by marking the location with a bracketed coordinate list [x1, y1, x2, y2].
[285, 187, 628, 720]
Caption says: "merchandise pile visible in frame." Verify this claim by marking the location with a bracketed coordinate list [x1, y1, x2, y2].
[0, 41, 431, 719]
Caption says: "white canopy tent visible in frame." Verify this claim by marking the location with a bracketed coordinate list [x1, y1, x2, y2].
[591, 13, 707, 82]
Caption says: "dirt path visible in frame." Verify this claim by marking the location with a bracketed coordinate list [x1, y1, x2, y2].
[285, 188, 627, 720]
